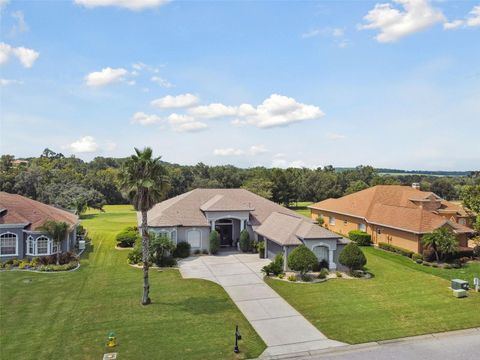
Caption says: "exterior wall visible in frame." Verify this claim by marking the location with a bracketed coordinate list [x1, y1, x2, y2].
[303, 238, 341, 270]
[266, 239, 283, 260]
[149, 226, 211, 252]
[371, 225, 421, 253]
[0, 227, 24, 261]
[333, 243, 348, 272]
[311, 209, 366, 237]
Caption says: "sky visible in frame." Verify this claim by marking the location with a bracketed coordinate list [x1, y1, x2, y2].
[0, 0, 479, 171]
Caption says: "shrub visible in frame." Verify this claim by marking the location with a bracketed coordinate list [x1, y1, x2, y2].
[18, 261, 30, 269]
[444, 264, 452, 269]
[348, 230, 372, 246]
[202, 249, 209, 255]
[473, 245, 480, 257]
[287, 274, 297, 282]
[422, 248, 436, 262]
[127, 240, 143, 264]
[415, 259, 423, 264]
[154, 255, 176, 267]
[317, 268, 329, 279]
[150, 233, 176, 267]
[115, 227, 139, 248]
[262, 254, 283, 276]
[319, 259, 329, 270]
[239, 229, 252, 252]
[287, 245, 318, 275]
[412, 253, 423, 261]
[278, 273, 285, 279]
[451, 263, 462, 269]
[336, 271, 342, 278]
[194, 249, 201, 255]
[431, 263, 438, 268]
[257, 241, 265, 256]
[339, 243, 367, 272]
[209, 230, 220, 254]
[378, 242, 414, 258]
[173, 242, 191, 258]
[316, 216, 324, 226]
[301, 274, 312, 282]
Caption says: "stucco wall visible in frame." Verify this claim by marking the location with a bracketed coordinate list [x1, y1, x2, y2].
[0, 227, 24, 261]
[266, 239, 283, 260]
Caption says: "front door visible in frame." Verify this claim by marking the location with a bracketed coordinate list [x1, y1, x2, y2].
[215, 224, 233, 247]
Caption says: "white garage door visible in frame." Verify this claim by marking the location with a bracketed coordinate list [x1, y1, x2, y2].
[187, 230, 201, 248]
[313, 246, 329, 262]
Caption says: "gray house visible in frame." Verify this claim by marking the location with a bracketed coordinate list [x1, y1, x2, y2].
[143, 189, 349, 270]
[0, 192, 79, 261]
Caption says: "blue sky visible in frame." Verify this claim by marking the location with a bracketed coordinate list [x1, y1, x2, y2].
[0, 0, 479, 170]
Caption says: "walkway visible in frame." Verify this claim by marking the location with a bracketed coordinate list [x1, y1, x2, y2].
[178, 252, 345, 357]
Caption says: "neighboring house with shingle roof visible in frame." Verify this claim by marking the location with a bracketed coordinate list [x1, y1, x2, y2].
[308, 185, 475, 254]
[144, 188, 349, 270]
[0, 192, 79, 261]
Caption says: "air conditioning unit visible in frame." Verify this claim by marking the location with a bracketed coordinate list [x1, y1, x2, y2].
[451, 279, 469, 291]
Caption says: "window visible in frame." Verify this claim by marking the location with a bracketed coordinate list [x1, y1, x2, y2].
[377, 228, 382, 235]
[458, 218, 466, 225]
[358, 223, 366, 232]
[329, 216, 336, 225]
[0, 233, 18, 256]
[36, 236, 49, 255]
[27, 236, 35, 255]
[187, 230, 201, 248]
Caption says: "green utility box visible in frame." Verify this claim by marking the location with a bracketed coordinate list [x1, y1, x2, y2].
[453, 289, 467, 298]
[451, 279, 469, 290]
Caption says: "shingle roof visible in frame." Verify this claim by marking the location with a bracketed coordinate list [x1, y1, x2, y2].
[0, 192, 78, 230]
[309, 185, 474, 234]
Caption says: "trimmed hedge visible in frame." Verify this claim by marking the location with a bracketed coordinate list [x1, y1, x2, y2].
[338, 242, 366, 271]
[348, 230, 372, 246]
[378, 242, 414, 258]
[116, 226, 139, 248]
[209, 230, 220, 255]
[173, 242, 191, 258]
[287, 245, 318, 275]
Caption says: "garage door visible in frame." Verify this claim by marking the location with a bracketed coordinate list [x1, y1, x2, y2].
[187, 230, 201, 248]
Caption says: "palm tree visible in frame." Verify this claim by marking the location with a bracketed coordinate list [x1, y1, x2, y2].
[39, 220, 69, 265]
[118, 147, 169, 305]
[422, 231, 441, 262]
[422, 227, 458, 262]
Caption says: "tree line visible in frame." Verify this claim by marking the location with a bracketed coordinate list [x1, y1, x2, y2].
[1, 148, 479, 212]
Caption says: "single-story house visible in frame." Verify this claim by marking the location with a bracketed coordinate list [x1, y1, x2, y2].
[0, 192, 79, 261]
[142, 188, 349, 270]
[309, 185, 475, 254]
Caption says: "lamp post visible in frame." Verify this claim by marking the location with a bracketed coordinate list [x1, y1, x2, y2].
[234, 325, 241, 353]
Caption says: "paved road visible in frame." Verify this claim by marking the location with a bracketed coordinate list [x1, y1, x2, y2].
[266, 328, 480, 360]
[178, 252, 345, 357]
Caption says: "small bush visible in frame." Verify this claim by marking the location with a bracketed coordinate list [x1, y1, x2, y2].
[262, 254, 283, 276]
[473, 245, 480, 257]
[278, 273, 285, 279]
[319, 259, 329, 270]
[317, 268, 329, 279]
[412, 253, 423, 261]
[194, 249, 201, 255]
[336, 271, 342, 278]
[316, 216, 324, 226]
[301, 274, 312, 282]
[451, 262, 462, 269]
[209, 231, 220, 255]
[155, 255, 176, 267]
[257, 241, 265, 255]
[202, 249, 208, 255]
[18, 261, 30, 269]
[287, 245, 318, 275]
[173, 242, 191, 258]
[239, 229, 252, 252]
[287, 274, 297, 282]
[378, 242, 414, 258]
[415, 259, 423, 264]
[422, 248, 436, 262]
[422, 262, 431, 267]
[444, 264, 452, 269]
[127, 240, 143, 264]
[116, 227, 139, 248]
[348, 230, 372, 246]
[339, 243, 367, 271]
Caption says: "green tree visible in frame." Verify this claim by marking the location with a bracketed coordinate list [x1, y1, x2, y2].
[118, 147, 169, 305]
[460, 185, 480, 214]
[241, 177, 273, 199]
[422, 227, 457, 262]
[431, 178, 457, 200]
[38, 220, 69, 265]
[345, 180, 369, 195]
[338, 242, 367, 272]
[287, 245, 318, 276]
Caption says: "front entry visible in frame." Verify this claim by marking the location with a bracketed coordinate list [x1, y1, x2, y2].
[215, 220, 233, 247]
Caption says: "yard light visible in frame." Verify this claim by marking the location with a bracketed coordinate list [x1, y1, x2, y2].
[234, 325, 240, 353]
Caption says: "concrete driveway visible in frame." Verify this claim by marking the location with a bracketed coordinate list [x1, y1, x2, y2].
[178, 252, 345, 357]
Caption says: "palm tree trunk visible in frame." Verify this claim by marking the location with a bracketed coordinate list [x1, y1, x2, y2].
[56, 238, 60, 265]
[141, 210, 151, 305]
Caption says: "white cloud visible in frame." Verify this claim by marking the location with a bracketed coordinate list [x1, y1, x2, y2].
[326, 132, 346, 140]
[69, 136, 99, 153]
[75, 0, 170, 11]
[131, 112, 162, 125]
[151, 93, 199, 109]
[444, 5, 480, 30]
[85, 67, 128, 87]
[301, 27, 348, 48]
[0, 42, 39, 68]
[359, 0, 445, 43]
[189, 103, 238, 119]
[167, 113, 194, 124]
[213, 144, 268, 157]
[0, 78, 22, 86]
[173, 121, 208, 133]
[150, 76, 173, 88]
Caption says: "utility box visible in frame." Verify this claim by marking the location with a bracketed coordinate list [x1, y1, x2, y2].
[78, 240, 86, 250]
[453, 289, 467, 298]
[451, 279, 469, 290]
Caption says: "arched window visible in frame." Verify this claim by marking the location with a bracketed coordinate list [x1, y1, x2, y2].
[0, 232, 18, 256]
[36, 236, 50, 256]
[27, 236, 35, 255]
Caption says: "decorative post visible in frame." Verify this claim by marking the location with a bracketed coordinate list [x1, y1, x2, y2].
[234, 325, 240, 353]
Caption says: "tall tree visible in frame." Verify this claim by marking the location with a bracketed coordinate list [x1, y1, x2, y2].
[422, 227, 457, 262]
[118, 147, 169, 305]
[39, 221, 69, 265]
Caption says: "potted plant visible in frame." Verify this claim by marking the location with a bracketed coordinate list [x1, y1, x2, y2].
[257, 241, 265, 258]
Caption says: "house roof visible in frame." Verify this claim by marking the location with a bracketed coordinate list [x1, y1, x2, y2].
[145, 188, 344, 246]
[309, 185, 474, 234]
[256, 212, 343, 246]
[0, 192, 78, 230]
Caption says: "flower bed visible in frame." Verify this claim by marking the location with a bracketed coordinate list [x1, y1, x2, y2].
[0, 259, 79, 272]
[267, 269, 372, 283]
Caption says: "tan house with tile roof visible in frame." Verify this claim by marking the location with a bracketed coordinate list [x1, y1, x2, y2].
[144, 188, 349, 270]
[308, 185, 475, 254]
[0, 192, 79, 261]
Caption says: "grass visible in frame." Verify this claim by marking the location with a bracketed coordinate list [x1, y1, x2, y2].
[266, 246, 480, 344]
[289, 201, 313, 218]
[0, 205, 265, 360]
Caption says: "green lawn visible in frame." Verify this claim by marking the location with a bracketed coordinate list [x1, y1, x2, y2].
[289, 201, 313, 218]
[0, 205, 265, 360]
[266, 247, 480, 344]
